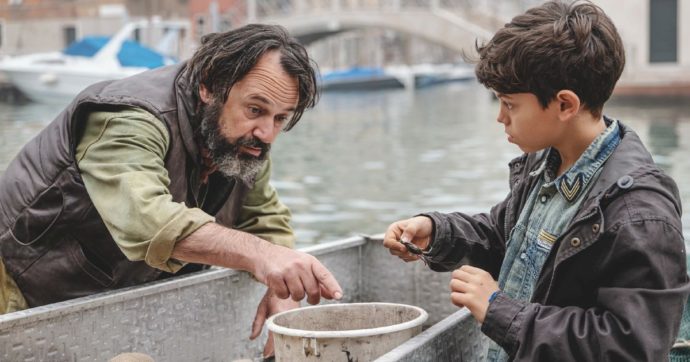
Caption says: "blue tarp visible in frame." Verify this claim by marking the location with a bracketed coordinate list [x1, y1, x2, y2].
[63, 36, 167, 69]
[321, 67, 386, 81]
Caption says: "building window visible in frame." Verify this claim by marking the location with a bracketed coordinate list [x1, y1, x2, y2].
[195, 15, 206, 39]
[63, 26, 77, 47]
[649, 0, 677, 63]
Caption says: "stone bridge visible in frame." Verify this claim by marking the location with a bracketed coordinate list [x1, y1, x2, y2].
[226, 0, 536, 53]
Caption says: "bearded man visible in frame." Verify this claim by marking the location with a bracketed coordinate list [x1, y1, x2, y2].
[0, 24, 342, 356]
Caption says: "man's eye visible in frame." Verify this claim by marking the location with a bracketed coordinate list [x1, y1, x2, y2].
[249, 107, 261, 114]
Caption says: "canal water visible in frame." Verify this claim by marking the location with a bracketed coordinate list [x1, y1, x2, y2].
[1, 81, 689, 247]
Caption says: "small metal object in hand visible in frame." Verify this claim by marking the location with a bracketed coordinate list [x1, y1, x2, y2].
[399, 239, 423, 255]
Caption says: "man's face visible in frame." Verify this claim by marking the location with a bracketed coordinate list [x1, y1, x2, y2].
[199, 50, 299, 185]
[494, 92, 562, 153]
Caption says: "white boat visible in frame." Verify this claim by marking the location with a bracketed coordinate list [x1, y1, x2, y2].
[0, 235, 487, 361]
[0, 21, 184, 104]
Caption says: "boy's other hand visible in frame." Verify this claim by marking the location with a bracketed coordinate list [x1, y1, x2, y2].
[382, 216, 433, 262]
[450, 265, 499, 323]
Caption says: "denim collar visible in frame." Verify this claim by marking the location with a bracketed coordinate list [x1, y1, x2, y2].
[531, 117, 620, 202]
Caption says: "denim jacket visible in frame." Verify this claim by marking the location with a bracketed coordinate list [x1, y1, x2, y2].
[423, 121, 689, 361]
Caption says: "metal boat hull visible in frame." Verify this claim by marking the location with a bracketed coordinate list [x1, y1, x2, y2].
[0, 236, 488, 361]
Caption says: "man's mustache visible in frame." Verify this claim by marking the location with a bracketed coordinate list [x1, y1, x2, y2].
[236, 136, 271, 159]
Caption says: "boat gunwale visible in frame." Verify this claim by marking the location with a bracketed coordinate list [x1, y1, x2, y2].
[0, 235, 368, 328]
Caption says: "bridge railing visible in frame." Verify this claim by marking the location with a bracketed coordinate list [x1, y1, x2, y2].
[247, 0, 481, 21]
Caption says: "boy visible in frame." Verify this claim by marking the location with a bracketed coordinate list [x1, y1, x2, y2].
[383, 1, 689, 361]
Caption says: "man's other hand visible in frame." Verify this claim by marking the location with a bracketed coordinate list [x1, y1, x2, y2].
[250, 289, 300, 358]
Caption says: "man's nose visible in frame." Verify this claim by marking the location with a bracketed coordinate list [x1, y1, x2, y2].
[252, 116, 278, 143]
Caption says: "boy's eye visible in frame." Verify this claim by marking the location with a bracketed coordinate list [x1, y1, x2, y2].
[502, 101, 513, 110]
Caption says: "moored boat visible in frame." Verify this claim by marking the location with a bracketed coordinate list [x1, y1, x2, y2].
[0, 21, 185, 104]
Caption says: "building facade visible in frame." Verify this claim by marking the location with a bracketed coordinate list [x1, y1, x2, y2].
[595, 0, 690, 95]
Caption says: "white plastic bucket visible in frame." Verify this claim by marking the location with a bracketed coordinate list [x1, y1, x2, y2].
[266, 302, 428, 361]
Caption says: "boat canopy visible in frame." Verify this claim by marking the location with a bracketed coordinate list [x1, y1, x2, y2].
[321, 67, 387, 81]
[63, 36, 169, 69]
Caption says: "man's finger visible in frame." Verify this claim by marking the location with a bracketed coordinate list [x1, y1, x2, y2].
[250, 295, 269, 340]
[301, 273, 320, 305]
[268, 276, 290, 299]
[312, 262, 343, 300]
[263, 331, 275, 358]
[285, 272, 306, 301]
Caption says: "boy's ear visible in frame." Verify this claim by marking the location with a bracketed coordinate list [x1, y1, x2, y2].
[199, 84, 212, 104]
[556, 90, 581, 121]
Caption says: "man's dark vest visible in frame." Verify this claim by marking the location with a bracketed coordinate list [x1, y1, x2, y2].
[0, 63, 250, 307]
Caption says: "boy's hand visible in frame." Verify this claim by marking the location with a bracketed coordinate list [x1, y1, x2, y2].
[382, 216, 433, 262]
[450, 265, 499, 323]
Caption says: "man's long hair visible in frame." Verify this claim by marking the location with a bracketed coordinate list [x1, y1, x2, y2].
[188, 24, 319, 130]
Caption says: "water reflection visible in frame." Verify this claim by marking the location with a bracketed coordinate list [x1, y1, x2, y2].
[1, 85, 689, 246]
[273, 83, 523, 244]
[272, 86, 690, 245]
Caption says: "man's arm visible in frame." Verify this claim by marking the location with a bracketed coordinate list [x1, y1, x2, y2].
[77, 107, 341, 303]
[77, 107, 212, 273]
[172, 222, 341, 303]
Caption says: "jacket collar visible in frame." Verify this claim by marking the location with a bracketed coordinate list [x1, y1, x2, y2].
[531, 118, 620, 202]
[174, 61, 201, 165]
[510, 120, 681, 215]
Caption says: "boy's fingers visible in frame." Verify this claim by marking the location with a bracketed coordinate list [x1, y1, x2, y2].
[460, 264, 484, 274]
[452, 268, 473, 281]
[400, 222, 418, 243]
[449, 278, 468, 293]
[450, 292, 466, 308]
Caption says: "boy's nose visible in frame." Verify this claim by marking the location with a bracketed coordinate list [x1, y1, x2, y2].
[496, 109, 507, 125]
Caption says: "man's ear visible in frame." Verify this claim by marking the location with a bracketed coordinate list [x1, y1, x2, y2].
[556, 90, 581, 122]
[199, 84, 212, 104]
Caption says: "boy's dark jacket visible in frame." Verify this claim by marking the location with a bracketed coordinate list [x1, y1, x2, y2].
[424, 122, 689, 361]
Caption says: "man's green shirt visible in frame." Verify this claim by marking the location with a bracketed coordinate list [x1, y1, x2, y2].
[0, 107, 294, 313]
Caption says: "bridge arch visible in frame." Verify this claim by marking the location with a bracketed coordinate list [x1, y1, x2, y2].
[257, 9, 496, 54]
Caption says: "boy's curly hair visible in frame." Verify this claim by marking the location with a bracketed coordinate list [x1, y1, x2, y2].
[475, 0, 625, 117]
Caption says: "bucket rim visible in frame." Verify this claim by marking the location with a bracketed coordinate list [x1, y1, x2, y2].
[266, 302, 428, 338]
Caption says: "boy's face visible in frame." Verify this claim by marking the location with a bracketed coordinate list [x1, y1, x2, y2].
[494, 92, 562, 153]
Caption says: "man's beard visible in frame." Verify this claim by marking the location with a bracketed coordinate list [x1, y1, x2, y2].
[198, 99, 270, 186]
